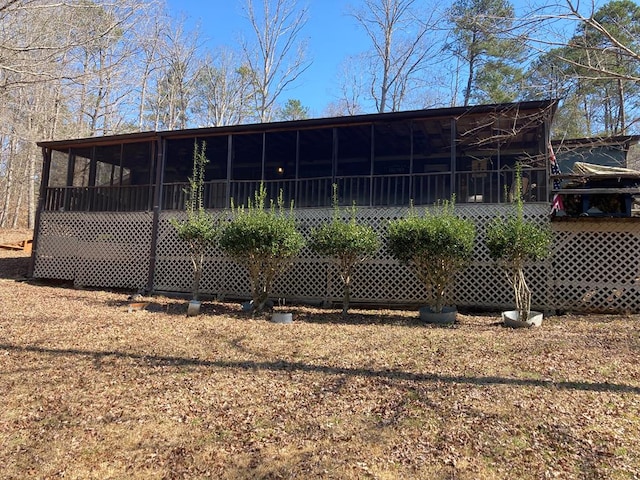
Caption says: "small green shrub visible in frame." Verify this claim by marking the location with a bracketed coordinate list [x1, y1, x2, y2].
[485, 167, 551, 321]
[218, 184, 304, 314]
[387, 198, 475, 313]
[309, 186, 379, 318]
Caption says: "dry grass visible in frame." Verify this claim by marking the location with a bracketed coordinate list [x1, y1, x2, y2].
[1, 229, 639, 479]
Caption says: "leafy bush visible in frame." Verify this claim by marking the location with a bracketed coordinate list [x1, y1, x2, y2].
[170, 141, 217, 301]
[218, 185, 304, 314]
[309, 187, 379, 318]
[387, 198, 475, 313]
[485, 168, 551, 321]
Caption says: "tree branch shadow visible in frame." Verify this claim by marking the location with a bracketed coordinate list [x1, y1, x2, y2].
[2, 342, 639, 395]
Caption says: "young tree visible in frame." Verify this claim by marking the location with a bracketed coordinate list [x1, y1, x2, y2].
[485, 167, 551, 323]
[309, 186, 379, 318]
[241, 0, 311, 122]
[170, 141, 217, 303]
[387, 198, 476, 315]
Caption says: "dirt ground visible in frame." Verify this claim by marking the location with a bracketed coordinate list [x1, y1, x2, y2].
[1, 229, 639, 479]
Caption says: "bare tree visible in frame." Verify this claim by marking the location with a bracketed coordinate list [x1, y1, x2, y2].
[0, 0, 158, 228]
[328, 53, 368, 116]
[521, 0, 640, 135]
[146, 18, 201, 130]
[131, 3, 169, 131]
[191, 48, 254, 127]
[349, 0, 440, 113]
[241, 0, 310, 122]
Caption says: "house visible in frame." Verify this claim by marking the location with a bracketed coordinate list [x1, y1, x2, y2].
[31, 100, 640, 313]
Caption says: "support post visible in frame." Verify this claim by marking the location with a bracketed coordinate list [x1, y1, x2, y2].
[146, 136, 165, 293]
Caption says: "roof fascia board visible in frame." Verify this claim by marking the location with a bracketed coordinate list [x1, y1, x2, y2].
[37, 100, 557, 149]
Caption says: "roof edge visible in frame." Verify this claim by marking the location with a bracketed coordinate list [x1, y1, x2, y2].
[37, 99, 558, 150]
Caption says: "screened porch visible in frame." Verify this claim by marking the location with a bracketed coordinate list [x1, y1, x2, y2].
[38, 101, 555, 213]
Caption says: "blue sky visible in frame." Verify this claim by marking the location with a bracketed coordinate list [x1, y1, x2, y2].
[163, 0, 593, 116]
[165, 0, 371, 116]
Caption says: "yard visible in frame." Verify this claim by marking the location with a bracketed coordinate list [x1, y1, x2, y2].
[1, 230, 639, 479]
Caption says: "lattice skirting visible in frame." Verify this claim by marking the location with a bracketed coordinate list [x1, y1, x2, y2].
[32, 207, 640, 313]
[551, 220, 640, 313]
[33, 211, 153, 289]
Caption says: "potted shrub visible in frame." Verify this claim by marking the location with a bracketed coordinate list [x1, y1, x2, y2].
[309, 185, 379, 319]
[387, 198, 475, 324]
[170, 141, 217, 316]
[218, 184, 304, 317]
[485, 168, 552, 327]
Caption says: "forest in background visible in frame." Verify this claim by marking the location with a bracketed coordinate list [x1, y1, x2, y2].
[0, 0, 639, 228]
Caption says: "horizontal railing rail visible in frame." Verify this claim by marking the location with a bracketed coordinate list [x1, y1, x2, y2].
[43, 168, 548, 212]
[43, 185, 154, 212]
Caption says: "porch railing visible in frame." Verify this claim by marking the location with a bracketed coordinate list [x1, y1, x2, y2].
[42, 168, 547, 212]
[43, 185, 154, 212]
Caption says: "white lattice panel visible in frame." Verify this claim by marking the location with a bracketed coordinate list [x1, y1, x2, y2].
[154, 204, 553, 310]
[33, 212, 83, 280]
[35, 207, 640, 313]
[33, 211, 153, 289]
[551, 220, 640, 312]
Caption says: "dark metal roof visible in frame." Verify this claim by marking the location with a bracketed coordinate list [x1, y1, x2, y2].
[552, 135, 640, 149]
[37, 130, 157, 149]
[37, 100, 558, 150]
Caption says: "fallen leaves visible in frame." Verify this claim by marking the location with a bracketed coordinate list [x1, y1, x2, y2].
[1, 242, 640, 479]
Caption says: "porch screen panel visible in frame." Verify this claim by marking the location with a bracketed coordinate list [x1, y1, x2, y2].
[92, 144, 122, 211]
[49, 150, 69, 187]
[412, 118, 452, 205]
[121, 142, 151, 211]
[231, 133, 263, 206]
[69, 147, 92, 211]
[456, 155, 499, 204]
[203, 136, 228, 208]
[337, 124, 372, 206]
[164, 136, 228, 210]
[164, 138, 199, 210]
[298, 128, 333, 207]
[71, 147, 92, 187]
[44, 150, 69, 211]
[373, 121, 411, 206]
[265, 130, 297, 205]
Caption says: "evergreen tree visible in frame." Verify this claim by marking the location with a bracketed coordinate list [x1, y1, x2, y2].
[446, 0, 524, 106]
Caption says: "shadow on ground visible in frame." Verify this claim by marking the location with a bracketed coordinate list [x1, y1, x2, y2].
[2, 342, 639, 395]
[0, 255, 30, 280]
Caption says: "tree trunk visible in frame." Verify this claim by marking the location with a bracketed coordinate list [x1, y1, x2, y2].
[0, 136, 14, 228]
[27, 148, 36, 228]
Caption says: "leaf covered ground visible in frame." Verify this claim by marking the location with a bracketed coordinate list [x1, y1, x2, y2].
[1, 230, 639, 479]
